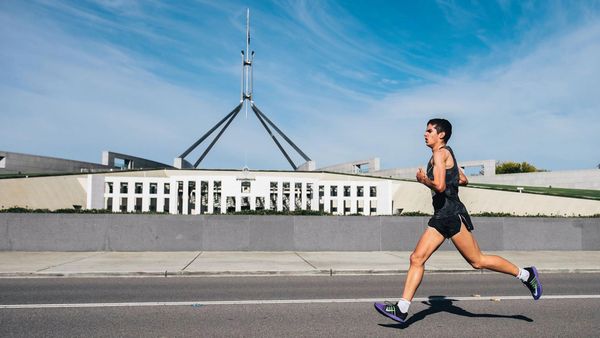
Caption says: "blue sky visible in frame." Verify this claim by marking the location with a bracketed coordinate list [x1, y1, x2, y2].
[1, 0, 600, 171]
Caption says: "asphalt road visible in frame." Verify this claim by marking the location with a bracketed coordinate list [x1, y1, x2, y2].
[1, 273, 599, 337]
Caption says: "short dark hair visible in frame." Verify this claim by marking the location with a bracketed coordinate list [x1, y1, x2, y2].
[427, 118, 452, 143]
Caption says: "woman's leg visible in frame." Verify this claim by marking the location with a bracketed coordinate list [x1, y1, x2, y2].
[451, 223, 519, 276]
[401, 227, 446, 301]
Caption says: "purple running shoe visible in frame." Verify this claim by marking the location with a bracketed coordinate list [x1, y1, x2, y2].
[523, 266, 542, 300]
[374, 301, 407, 323]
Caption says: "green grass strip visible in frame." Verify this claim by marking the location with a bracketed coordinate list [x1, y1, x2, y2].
[467, 182, 600, 201]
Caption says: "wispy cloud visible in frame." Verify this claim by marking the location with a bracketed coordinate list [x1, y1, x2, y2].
[336, 18, 600, 169]
[1, 1, 599, 171]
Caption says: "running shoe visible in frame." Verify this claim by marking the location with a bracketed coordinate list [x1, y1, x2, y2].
[523, 266, 542, 300]
[374, 301, 407, 323]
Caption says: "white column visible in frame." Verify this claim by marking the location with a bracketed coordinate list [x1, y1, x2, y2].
[311, 183, 318, 211]
[220, 190, 226, 214]
[194, 179, 201, 215]
[289, 182, 296, 212]
[170, 181, 177, 215]
[277, 181, 283, 211]
[110, 180, 119, 212]
[265, 189, 271, 210]
[207, 181, 214, 214]
[157, 183, 164, 213]
[349, 184, 357, 214]
[302, 183, 309, 210]
[323, 184, 330, 213]
[127, 180, 134, 212]
[142, 181, 150, 212]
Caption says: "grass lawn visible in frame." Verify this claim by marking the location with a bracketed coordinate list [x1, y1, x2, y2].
[467, 182, 600, 201]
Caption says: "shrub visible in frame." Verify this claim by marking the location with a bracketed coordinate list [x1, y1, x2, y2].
[228, 209, 331, 216]
[471, 212, 513, 217]
[397, 211, 431, 216]
[496, 161, 540, 174]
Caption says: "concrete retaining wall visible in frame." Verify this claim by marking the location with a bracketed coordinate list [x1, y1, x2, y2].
[0, 214, 598, 251]
[0, 150, 111, 174]
[469, 169, 600, 190]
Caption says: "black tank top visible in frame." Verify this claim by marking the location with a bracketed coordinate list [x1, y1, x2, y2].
[426, 146, 468, 218]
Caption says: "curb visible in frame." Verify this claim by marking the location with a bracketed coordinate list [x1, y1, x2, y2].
[2, 268, 600, 278]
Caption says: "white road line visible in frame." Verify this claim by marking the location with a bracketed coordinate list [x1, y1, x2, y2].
[2, 295, 600, 309]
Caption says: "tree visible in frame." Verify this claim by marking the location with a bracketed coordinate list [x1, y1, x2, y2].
[496, 161, 538, 174]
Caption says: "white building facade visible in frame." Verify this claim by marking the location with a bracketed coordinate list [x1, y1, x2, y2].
[92, 170, 393, 216]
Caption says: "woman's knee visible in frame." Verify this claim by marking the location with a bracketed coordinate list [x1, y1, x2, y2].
[409, 252, 427, 267]
[468, 256, 484, 270]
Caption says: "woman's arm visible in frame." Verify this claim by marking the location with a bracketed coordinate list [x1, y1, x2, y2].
[458, 167, 468, 186]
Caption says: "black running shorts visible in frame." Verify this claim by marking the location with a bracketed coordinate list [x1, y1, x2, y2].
[428, 213, 474, 239]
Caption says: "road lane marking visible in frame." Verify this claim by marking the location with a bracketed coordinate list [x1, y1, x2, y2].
[2, 295, 600, 309]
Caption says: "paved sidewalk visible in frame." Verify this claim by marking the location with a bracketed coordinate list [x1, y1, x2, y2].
[1, 251, 599, 277]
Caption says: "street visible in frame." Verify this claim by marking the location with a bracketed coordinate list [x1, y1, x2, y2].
[1, 273, 599, 337]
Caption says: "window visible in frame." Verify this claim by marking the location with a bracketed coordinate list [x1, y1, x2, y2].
[283, 182, 290, 193]
[330, 186, 338, 197]
[177, 181, 184, 214]
[357, 186, 364, 197]
[149, 198, 157, 212]
[0, 156, 5, 168]
[319, 185, 324, 197]
[357, 163, 369, 174]
[164, 198, 170, 213]
[295, 183, 302, 209]
[164, 183, 170, 194]
[135, 198, 142, 212]
[241, 181, 251, 193]
[135, 182, 143, 194]
[114, 158, 126, 169]
[344, 186, 351, 197]
[270, 182, 278, 192]
[120, 197, 128, 212]
[105, 197, 113, 211]
[370, 200, 377, 214]
[213, 181, 222, 213]
[213, 192, 221, 213]
[120, 182, 128, 194]
[200, 181, 208, 213]
[241, 197, 250, 211]
[106, 182, 113, 194]
[188, 181, 196, 212]
[370, 186, 377, 197]
[283, 194, 290, 211]
[149, 183, 157, 194]
[330, 200, 337, 213]
[226, 196, 236, 213]
[256, 197, 265, 210]
[270, 193, 277, 211]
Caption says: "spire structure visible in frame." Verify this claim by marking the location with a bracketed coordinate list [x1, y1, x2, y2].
[175, 9, 313, 170]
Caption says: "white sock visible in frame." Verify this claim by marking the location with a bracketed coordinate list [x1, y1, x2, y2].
[516, 268, 530, 282]
[397, 298, 410, 313]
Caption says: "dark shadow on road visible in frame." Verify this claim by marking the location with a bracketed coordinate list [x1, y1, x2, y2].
[378, 295, 533, 329]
